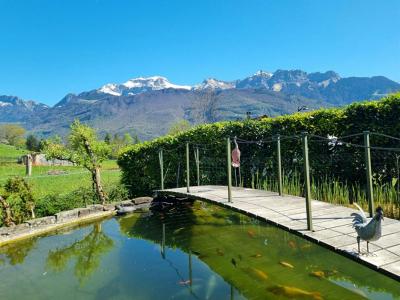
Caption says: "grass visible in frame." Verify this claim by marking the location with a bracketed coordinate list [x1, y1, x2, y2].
[0, 144, 121, 197]
[0, 144, 27, 160]
[0, 161, 120, 197]
[252, 169, 400, 220]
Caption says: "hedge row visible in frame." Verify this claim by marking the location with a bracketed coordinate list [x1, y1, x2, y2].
[118, 93, 400, 197]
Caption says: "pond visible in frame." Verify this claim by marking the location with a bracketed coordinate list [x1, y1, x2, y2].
[0, 200, 399, 299]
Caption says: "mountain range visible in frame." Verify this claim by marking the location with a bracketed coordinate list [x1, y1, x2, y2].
[1, 70, 399, 140]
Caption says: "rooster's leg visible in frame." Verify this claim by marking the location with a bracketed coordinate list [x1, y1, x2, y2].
[357, 236, 360, 253]
[367, 241, 369, 253]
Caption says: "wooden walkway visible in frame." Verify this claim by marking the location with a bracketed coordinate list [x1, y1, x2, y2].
[157, 185, 400, 281]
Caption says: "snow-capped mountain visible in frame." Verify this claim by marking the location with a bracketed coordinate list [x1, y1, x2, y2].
[194, 78, 235, 90]
[0, 95, 48, 110]
[236, 70, 272, 89]
[98, 76, 191, 97]
[1, 69, 399, 140]
[0, 95, 48, 123]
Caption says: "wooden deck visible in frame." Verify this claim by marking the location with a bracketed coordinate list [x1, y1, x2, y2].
[157, 185, 400, 281]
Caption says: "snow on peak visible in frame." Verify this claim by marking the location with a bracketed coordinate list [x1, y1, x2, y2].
[195, 78, 235, 90]
[98, 76, 191, 96]
[99, 83, 122, 96]
[253, 70, 273, 77]
[123, 76, 191, 90]
[0, 101, 12, 107]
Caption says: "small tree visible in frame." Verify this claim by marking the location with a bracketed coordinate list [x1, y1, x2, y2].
[168, 119, 191, 135]
[104, 133, 112, 145]
[43, 120, 111, 205]
[0, 124, 26, 146]
[26, 134, 41, 151]
[123, 133, 133, 145]
[132, 134, 140, 144]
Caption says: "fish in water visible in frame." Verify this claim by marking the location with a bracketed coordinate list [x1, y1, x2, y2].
[267, 285, 323, 300]
[178, 279, 191, 286]
[231, 258, 237, 267]
[322, 269, 338, 277]
[288, 240, 297, 249]
[242, 267, 268, 282]
[310, 271, 325, 279]
[216, 248, 224, 256]
[173, 227, 184, 235]
[238, 254, 243, 261]
[250, 253, 262, 258]
[279, 261, 294, 269]
[247, 230, 256, 238]
[301, 244, 312, 249]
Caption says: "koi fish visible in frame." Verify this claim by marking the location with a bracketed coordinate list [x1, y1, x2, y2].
[322, 269, 338, 277]
[310, 271, 325, 279]
[252, 268, 268, 281]
[247, 230, 256, 238]
[288, 240, 297, 249]
[238, 254, 243, 261]
[301, 244, 312, 249]
[279, 261, 294, 269]
[250, 253, 262, 258]
[216, 248, 224, 256]
[242, 267, 268, 282]
[267, 285, 323, 300]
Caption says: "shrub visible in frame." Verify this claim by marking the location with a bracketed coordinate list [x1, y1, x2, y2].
[118, 93, 400, 198]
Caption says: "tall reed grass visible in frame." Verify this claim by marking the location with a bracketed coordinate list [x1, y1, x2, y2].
[249, 169, 400, 220]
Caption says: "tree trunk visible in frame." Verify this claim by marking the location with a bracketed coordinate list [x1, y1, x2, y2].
[83, 139, 107, 206]
[92, 167, 107, 206]
[30, 205, 35, 219]
[0, 196, 15, 227]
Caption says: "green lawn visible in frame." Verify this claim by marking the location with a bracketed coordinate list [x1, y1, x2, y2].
[0, 144, 121, 197]
[0, 144, 27, 159]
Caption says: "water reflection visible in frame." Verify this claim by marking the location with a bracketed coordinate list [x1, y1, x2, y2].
[119, 201, 400, 300]
[0, 237, 37, 265]
[0, 200, 398, 300]
[46, 223, 113, 283]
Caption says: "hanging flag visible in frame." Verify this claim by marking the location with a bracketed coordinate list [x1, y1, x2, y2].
[232, 138, 241, 168]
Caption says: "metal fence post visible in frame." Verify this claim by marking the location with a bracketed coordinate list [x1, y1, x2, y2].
[276, 134, 283, 196]
[195, 147, 200, 186]
[186, 142, 190, 193]
[159, 149, 164, 190]
[161, 223, 166, 259]
[302, 132, 313, 231]
[227, 137, 232, 202]
[364, 131, 374, 217]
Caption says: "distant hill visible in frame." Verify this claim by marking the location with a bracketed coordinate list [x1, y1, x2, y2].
[1, 70, 399, 140]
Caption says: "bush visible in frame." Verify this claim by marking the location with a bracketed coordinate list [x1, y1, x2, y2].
[118, 93, 400, 197]
[35, 187, 96, 217]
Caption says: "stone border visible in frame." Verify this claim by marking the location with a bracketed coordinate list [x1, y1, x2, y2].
[0, 197, 153, 247]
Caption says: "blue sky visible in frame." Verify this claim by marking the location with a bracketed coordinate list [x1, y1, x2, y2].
[0, 0, 399, 105]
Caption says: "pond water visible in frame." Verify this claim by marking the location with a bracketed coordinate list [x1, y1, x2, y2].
[0, 200, 399, 300]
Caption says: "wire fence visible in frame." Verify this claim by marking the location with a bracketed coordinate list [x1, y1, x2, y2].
[156, 131, 400, 220]
[0, 158, 121, 198]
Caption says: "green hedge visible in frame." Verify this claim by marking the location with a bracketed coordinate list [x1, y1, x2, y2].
[118, 93, 400, 197]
